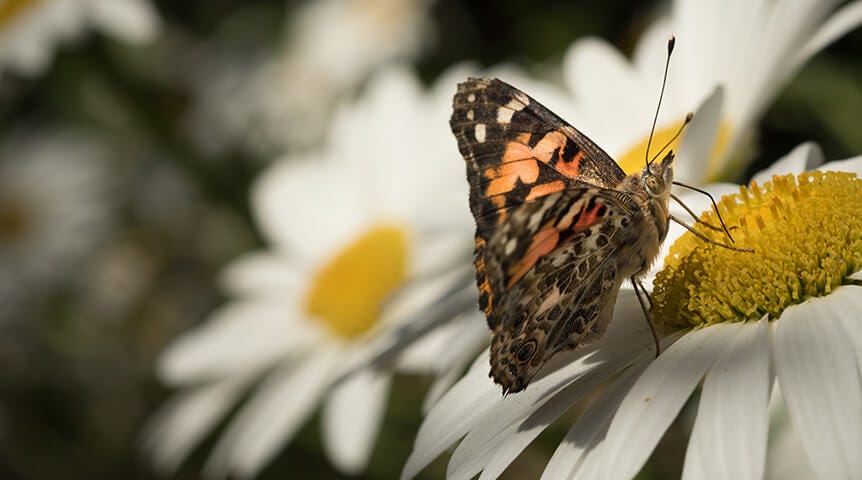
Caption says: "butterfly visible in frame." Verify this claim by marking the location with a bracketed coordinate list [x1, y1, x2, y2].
[449, 77, 676, 394]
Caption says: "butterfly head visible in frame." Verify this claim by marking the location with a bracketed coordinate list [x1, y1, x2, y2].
[643, 150, 674, 198]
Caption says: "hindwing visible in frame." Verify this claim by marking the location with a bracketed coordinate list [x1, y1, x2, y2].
[482, 187, 642, 393]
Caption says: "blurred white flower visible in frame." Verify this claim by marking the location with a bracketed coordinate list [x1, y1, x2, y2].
[561, 0, 862, 182]
[0, 0, 160, 76]
[0, 129, 112, 317]
[188, 0, 435, 157]
[402, 145, 862, 480]
[146, 65, 481, 478]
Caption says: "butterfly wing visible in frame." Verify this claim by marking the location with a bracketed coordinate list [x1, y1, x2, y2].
[450, 77, 625, 239]
[449, 77, 626, 330]
[483, 187, 644, 393]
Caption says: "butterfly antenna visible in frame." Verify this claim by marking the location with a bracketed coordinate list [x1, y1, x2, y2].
[645, 35, 676, 167]
[649, 112, 693, 164]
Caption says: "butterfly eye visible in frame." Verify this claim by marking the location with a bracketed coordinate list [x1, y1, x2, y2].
[516, 340, 537, 363]
[645, 175, 663, 194]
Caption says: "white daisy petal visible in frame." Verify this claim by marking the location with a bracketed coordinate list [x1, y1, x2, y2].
[399, 309, 486, 374]
[676, 86, 723, 183]
[563, 37, 646, 149]
[205, 348, 340, 479]
[683, 442, 708, 480]
[682, 318, 771, 480]
[144, 378, 248, 473]
[819, 156, 862, 176]
[422, 315, 490, 411]
[158, 299, 321, 383]
[322, 369, 391, 475]
[766, 386, 817, 480]
[750, 142, 824, 185]
[774, 296, 862, 480]
[632, 17, 673, 87]
[401, 351, 500, 480]
[446, 303, 665, 480]
[831, 286, 862, 376]
[475, 364, 647, 480]
[218, 250, 306, 297]
[251, 157, 370, 261]
[445, 350, 631, 480]
[602, 324, 740, 480]
[463, 359, 647, 480]
[445, 341, 643, 478]
[539, 365, 642, 480]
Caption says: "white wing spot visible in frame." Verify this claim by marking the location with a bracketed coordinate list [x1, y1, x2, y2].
[474, 124, 487, 143]
[467, 109, 474, 121]
[467, 93, 476, 102]
[497, 106, 515, 124]
[528, 202, 553, 229]
[505, 237, 518, 255]
[513, 91, 530, 105]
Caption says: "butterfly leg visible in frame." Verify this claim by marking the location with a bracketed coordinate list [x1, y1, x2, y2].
[671, 182, 737, 242]
[636, 279, 652, 310]
[631, 276, 660, 358]
[670, 216, 755, 253]
[670, 193, 732, 233]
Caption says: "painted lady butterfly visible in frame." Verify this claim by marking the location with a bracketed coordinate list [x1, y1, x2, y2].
[450, 77, 678, 394]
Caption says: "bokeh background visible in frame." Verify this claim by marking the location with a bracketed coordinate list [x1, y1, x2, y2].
[1, 0, 861, 479]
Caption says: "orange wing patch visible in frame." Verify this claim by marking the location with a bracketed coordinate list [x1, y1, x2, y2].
[526, 180, 566, 201]
[501, 133, 535, 163]
[506, 221, 560, 288]
[573, 201, 606, 230]
[485, 161, 540, 197]
[504, 197, 608, 289]
[483, 130, 584, 209]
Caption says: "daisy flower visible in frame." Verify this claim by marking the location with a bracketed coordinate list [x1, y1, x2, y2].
[187, 0, 435, 156]
[561, 0, 862, 183]
[402, 142, 862, 480]
[145, 65, 481, 478]
[0, 129, 112, 318]
[0, 0, 160, 76]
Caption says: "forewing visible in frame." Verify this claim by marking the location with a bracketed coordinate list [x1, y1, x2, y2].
[450, 77, 625, 243]
[450, 77, 626, 329]
[483, 187, 641, 393]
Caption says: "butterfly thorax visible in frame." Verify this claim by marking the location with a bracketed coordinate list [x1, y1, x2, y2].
[616, 151, 675, 276]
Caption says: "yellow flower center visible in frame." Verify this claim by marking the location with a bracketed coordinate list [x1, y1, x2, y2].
[304, 224, 410, 338]
[652, 170, 862, 330]
[0, 0, 40, 27]
[617, 118, 731, 178]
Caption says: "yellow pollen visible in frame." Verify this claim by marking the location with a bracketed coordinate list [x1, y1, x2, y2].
[652, 170, 862, 330]
[304, 224, 409, 338]
[617, 119, 731, 177]
[0, 0, 41, 28]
